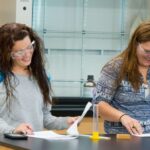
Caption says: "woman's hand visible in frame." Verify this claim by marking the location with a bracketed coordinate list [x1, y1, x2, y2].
[13, 123, 33, 135]
[67, 117, 79, 126]
[120, 115, 143, 135]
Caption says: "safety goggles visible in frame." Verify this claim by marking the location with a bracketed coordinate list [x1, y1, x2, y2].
[11, 41, 35, 59]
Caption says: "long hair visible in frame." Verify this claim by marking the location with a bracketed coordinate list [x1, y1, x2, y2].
[116, 21, 150, 90]
[0, 23, 52, 105]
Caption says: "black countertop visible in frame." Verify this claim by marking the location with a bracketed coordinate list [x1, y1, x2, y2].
[0, 134, 149, 150]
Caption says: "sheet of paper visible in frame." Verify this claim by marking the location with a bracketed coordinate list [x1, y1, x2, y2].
[133, 133, 150, 137]
[66, 122, 79, 135]
[66, 102, 92, 135]
[28, 131, 77, 140]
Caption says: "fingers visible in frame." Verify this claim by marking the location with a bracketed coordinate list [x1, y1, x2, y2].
[22, 127, 33, 135]
[120, 115, 143, 135]
[67, 116, 79, 126]
[14, 123, 33, 135]
[129, 123, 143, 135]
[26, 124, 33, 134]
[127, 124, 143, 135]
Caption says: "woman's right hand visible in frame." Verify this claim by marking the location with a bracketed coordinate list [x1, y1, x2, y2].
[120, 114, 143, 135]
[13, 123, 33, 135]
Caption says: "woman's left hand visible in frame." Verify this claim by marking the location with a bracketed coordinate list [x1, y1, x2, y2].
[67, 117, 79, 126]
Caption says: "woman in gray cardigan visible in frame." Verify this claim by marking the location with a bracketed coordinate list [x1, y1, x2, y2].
[0, 23, 77, 134]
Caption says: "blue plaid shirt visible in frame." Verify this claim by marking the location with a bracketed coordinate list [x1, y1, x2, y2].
[93, 58, 150, 133]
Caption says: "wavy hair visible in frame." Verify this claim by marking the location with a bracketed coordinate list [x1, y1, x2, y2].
[0, 23, 52, 104]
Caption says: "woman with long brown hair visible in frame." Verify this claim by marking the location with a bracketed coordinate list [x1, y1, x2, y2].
[93, 21, 150, 135]
[0, 23, 77, 134]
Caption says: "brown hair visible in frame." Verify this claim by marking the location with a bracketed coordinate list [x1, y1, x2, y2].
[0, 23, 52, 104]
[117, 21, 150, 90]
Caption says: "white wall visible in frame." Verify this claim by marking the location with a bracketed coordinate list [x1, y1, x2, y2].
[33, 0, 150, 97]
[0, 0, 32, 26]
[0, 0, 16, 26]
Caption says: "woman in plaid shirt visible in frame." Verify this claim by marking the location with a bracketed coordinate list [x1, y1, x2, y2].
[93, 21, 150, 135]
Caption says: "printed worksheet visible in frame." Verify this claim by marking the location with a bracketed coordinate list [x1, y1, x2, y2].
[28, 131, 77, 140]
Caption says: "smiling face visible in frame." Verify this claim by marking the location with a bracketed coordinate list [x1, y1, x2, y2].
[136, 41, 150, 68]
[11, 36, 35, 71]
